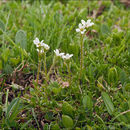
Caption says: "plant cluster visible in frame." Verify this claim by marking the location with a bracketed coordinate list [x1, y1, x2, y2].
[0, 0, 129, 129]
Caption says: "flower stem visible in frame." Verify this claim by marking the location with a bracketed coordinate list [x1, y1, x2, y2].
[46, 56, 57, 81]
[80, 34, 84, 82]
[36, 52, 41, 84]
[44, 52, 47, 77]
[67, 61, 71, 85]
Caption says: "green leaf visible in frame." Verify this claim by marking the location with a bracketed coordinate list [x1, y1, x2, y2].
[15, 30, 27, 50]
[6, 98, 20, 119]
[20, 119, 32, 130]
[124, 83, 130, 91]
[0, 19, 5, 32]
[62, 101, 74, 117]
[108, 67, 118, 85]
[32, 108, 40, 129]
[101, 24, 110, 35]
[102, 92, 115, 115]
[1, 48, 10, 63]
[62, 115, 73, 128]
[75, 127, 81, 130]
[10, 56, 20, 66]
[82, 95, 93, 110]
[86, 125, 93, 130]
[3, 64, 13, 74]
[5, 97, 22, 128]
[119, 70, 127, 85]
[51, 123, 60, 130]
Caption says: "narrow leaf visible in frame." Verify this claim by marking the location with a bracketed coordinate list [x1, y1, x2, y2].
[32, 108, 40, 129]
[20, 119, 32, 130]
[82, 95, 93, 110]
[0, 19, 5, 31]
[6, 98, 20, 118]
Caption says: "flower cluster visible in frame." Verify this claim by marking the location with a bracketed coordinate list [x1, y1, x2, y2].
[54, 49, 73, 60]
[33, 37, 50, 53]
[76, 19, 94, 34]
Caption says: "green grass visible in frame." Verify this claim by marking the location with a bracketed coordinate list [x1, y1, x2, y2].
[0, 0, 130, 129]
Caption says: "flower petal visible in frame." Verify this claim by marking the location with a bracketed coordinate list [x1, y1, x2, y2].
[81, 31, 85, 34]
[79, 23, 83, 28]
[76, 28, 80, 32]
[81, 20, 86, 25]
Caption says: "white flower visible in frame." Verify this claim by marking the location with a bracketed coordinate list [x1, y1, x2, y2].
[37, 48, 44, 53]
[54, 49, 64, 57]
[81, 19, 94, 28]
[33, 38, 50, 51]
[33, 37, 44, 48]
[33, 37, 40, 46]
[62, 53, 73, 60]
[42, 43, 50, 50]
[76, 23, 86, 34]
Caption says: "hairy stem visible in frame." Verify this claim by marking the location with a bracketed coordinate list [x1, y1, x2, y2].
[67, 61, 71, 85]
[44, 52, 47, 77]
[47, 56, 57, 81]
[80, 34, 84, 81]
[36, 52, 41, 84]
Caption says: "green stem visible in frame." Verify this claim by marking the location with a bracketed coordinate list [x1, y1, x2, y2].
[67, 61, 71, 85]
[36, 52, 41, 84]
[47, 56, 57, 81]
[80, 34, 84, 81]
[44, 52, 47, 76]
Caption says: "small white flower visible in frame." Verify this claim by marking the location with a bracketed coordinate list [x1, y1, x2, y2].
[62, 53, 73, 60]
[33, 38, 50, 51]
[81, 19, 94, 28]
[37, 48, 44, 53]
[76, 23, 86, 34]
[43, 43, 50, 50]
[33, 37, 40, 45]
[33, 38, 44, 48]
[54, 49, 64, 57]
[41, 40, 50, 50]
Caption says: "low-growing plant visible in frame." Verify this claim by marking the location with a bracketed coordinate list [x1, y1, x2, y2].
[0, 0, 129, 129]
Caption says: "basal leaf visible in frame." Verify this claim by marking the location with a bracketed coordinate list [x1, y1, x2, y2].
[15, 30, 27, 50]
[82, 95, 93, 110]
[102, 92, 115, 115]
[101, 24, 110, 35]
[62, 115, 73, 128]
[0, 19, 5, 32]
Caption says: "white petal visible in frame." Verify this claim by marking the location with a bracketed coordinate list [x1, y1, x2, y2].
[62, 55, 66, 59]
[33, 37, 40, 45]
[37, 49, 39, 52]
[36, 44, 40, 47]
[54, 49, 60, 56]
[81, 31, 85, 34]
[90, 22, 94, 26]
[81, 20, 86, 25]
[87, 19, 91, 23]
[40, 49, 44, 53]
[54, 49, 59, 54]
[76, 28, 80, 32]
[59, 53, 65, 56]
[42, 43, 50, 50]
[70, 54, 73, 57]
[79, 23, 83, 28]
[41, 42, 45, 46]
[41, 40, 44, 43]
